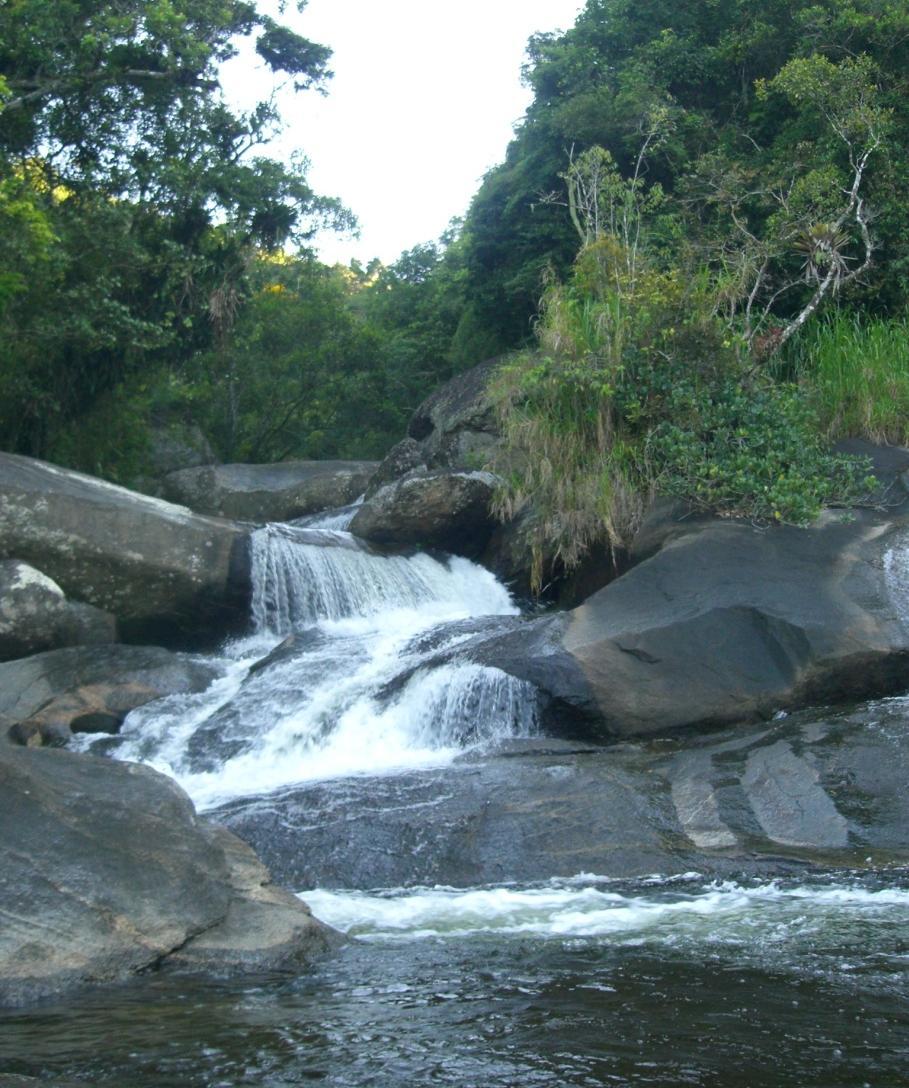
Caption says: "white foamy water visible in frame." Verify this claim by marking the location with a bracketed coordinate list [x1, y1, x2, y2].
[90, 524, 537, 809]
[884, 531, 909, 630]
[303, 877, 909, 946]
[293, 497, 364, 531]
[250, 523, 507, 630]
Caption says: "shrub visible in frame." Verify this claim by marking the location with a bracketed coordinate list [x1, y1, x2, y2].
[490, 246, 874, 593]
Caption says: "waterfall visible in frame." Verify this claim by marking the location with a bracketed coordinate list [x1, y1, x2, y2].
[83, 521, 538, 809]
[292, 498, 363, 531]
[884, 529, 909, 629]
[250, 523, 510, 631]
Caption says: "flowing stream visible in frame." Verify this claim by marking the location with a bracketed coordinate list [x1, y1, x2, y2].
[6, 517, 909, 1086]
[78, 522, 538, 809]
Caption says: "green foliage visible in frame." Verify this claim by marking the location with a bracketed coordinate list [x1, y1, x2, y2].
[454, 0, 909, 358]
[45, 379, 156, 486]
[4, 0, 908, 502]
[354, 234, 470, 415]
[189, 255, 399, 463]
[0, 0, 350, 462]
[492, 231, 873, 592]
[0, 0, 332, 211]
[0, 164, 55, 311]
[490, 342, 648, 593]
[648, 376, 873, 525]
[779, 311, 909, 445]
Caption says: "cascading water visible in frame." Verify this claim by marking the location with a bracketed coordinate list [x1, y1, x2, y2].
[20, 513, 909, 1087]
[293, 498, 364, 531]
[248, 522, 503, 629]
[82, 521, 538, 809]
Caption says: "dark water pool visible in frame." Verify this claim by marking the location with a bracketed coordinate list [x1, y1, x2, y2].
[2, 873, 908, 1088]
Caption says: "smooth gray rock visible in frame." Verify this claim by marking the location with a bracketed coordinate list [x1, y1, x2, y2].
[0, 743, 338, 1007]
[360, 363, 506, 558]
[741, 740, 849, 848]
[0, 644, 221, 746]
[147, 419, 217, 477]
[135, 418, 218, 497]
[168, 825, 340, 972]
[0, 560, 116, 662]
[350, 470, 500, 558]
[163, 460, 377, 522]
[464, 508, 909, 738]
[362, 359, 506, 512]
[364, 437, 427, 498]
[0, 452, 250, 645]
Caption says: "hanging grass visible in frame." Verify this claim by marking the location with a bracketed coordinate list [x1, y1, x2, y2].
[489, 258, 876, 595]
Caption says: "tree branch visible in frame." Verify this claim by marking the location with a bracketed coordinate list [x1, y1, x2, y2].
[2, 69, 211, 112]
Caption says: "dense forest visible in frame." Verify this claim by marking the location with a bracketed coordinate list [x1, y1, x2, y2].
[2, 0, 909, 574]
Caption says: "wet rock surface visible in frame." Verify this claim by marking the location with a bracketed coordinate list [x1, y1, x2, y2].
[0, 644, 220, 723]
[0, 452, 250, 646]
[163, 460, 377, 522]
[0, 644, 222, 747]
[215, 700, 909, 891]
[0, 742, 339, 1008]
[0, 1077, 84, 1088]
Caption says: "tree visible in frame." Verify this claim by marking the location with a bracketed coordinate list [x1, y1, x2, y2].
[192, 254, 396, 463]
[0, 0, 351, 458]
[453, 0, 909, 358]
[691, 54, 889, 355]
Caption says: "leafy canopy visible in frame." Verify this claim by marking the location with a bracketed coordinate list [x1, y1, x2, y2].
[0, 0, 350, 458]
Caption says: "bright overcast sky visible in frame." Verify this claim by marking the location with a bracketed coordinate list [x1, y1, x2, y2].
[225, 0, 584, 265]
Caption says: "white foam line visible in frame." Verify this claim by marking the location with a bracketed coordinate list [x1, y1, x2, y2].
[301, 878, 909, 943]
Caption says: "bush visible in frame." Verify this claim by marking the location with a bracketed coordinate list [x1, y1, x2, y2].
[648, 375, 874, 524]
[490, 244, 874, 593]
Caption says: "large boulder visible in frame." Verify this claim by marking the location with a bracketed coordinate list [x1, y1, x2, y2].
[147, 418, 217, 476]
[364, 437, 427, 497]
[405, 358, 503, 471]
[350, 470, 499, 557]
[0, 560, 116, 662]
[364, 358, 616, 591]
[167, 824, 339, 972]
[0, 453, 250, 645]
[162, 460, 378, 522]
[0, 643, 222, 747]
[0, 742, 339, 1007]
[135, 417, 218, 497]
[465, 501, 909, 738]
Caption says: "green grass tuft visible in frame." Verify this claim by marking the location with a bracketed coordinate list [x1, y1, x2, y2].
[781, 313, 909, 446]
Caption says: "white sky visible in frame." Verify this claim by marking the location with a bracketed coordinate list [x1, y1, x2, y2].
[224, 0, 583, 265]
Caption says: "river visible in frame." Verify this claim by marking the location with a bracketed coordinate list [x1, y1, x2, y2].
[1, 515, 907, 1086]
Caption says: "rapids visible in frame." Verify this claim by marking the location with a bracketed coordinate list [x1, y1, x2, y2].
[76, 522, 538, 808]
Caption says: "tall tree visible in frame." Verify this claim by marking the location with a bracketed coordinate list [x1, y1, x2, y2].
[0, 0, 350, 456]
